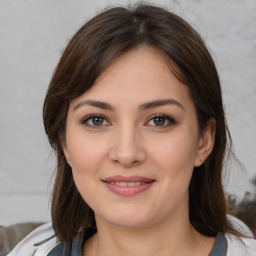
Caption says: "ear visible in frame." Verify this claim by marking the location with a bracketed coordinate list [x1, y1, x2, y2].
[194, 118, 216, 167]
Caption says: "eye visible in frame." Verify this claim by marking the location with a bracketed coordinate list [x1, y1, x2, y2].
[146, 114, 177, 127]
[81, 114, 110, 128]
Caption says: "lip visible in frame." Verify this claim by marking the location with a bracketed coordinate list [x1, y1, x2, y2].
[101, 175, 155, 196]
[102, 175, 155, 183]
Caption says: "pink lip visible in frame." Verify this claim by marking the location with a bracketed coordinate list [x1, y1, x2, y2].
[102, 175, 155, 183]
[102, 176, 155, 196]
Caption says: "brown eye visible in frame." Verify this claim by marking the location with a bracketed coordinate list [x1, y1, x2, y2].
[153, 117, 166, 126]
[146, 114, 177, 128]
[81, 114, 110, 128]
[91, 116, 104, 126]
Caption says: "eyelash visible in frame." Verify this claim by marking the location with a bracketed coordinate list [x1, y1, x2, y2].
[146, 114, 177, 128]
[80, 114, 110, 128]
[80, 114, 177, 129]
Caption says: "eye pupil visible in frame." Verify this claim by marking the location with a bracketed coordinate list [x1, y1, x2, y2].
[92, 117, 104, 126]
[154, 117, 165, 126]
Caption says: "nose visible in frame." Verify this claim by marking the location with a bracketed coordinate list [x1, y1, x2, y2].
[109, 125, 146, 168]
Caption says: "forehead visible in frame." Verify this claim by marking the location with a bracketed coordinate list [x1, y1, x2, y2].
[70, 47, 194, 110]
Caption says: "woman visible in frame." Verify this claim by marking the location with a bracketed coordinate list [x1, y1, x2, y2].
[8, 4, 256, 256]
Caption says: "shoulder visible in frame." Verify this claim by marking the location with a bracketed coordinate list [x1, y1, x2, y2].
[226, 215, 256, 256]
[7, 222, 58, 256]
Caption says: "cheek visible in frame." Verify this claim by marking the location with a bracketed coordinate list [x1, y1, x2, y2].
[65, 132, 107, 206]
[149, 131, 198, 170]
[147, 129, 198, 198]
[66, 130, 108, 174]
[67, 135, 109, 207]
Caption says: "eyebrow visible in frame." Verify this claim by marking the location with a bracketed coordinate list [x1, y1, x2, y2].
[73, 99, 185, 112]
[139, 99, 185, 111]
[73, 100, 114, 111]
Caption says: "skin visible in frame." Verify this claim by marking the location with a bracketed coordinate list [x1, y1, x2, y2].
[63, 47, 216, 256]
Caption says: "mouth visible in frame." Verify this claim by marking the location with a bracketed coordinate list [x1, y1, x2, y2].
[101, 176, 155, 196]
[105, 181, 150, 186]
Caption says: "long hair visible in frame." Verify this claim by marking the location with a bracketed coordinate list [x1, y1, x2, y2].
[43, 4, 240, 241]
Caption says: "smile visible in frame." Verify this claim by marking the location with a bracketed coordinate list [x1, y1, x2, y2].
[102, 176, 155, 196]
[108, 181, 147, 186]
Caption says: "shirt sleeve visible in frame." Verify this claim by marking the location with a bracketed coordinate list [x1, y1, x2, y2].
[226, 215, 256, 256]
[7, 222, 58, 256]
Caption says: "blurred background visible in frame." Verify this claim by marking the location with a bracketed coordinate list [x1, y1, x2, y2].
[0, 0, 256, 226]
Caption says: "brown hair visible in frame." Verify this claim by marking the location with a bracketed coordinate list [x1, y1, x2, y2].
[43, 4, 241, 241]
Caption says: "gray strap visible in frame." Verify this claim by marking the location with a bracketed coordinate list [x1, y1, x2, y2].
[209, 233, 228, 256]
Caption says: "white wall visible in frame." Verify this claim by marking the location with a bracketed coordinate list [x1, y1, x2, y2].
[1, 0, 256, 225]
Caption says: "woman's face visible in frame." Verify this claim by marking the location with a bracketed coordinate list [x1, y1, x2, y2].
[63, 47, 214, 229]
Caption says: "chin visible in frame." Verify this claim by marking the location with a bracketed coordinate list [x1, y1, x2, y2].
[110, 218, 153, 229]
[97, 208, 157, 229]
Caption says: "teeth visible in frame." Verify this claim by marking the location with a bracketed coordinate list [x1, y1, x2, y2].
[128, 182, 135, 187]
[109, 181, 146, 186]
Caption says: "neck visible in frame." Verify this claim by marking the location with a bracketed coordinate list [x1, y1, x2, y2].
[84, 214, 215, 256]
